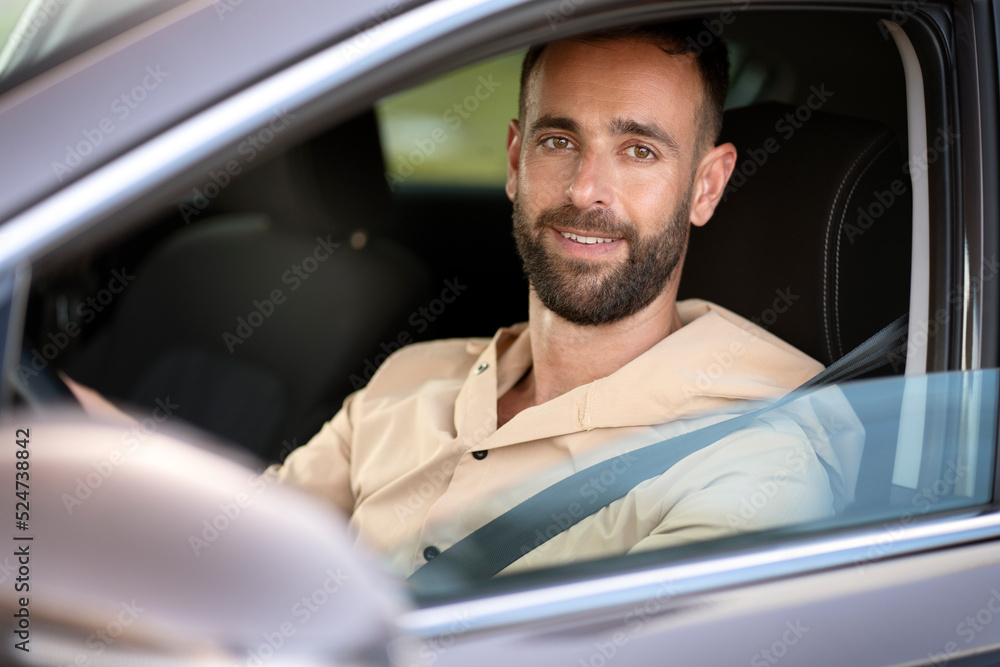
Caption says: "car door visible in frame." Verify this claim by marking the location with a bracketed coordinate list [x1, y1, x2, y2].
[0, 0, 998, 664]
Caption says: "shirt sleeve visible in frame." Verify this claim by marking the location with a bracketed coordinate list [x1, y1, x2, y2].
[266, 390, 361, 516]
[627, 428, 837, 554]
[498, 425, 840, 577]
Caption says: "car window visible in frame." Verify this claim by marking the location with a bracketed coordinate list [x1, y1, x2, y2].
[2, 0, 990, 618]
[399, 371, 997, 589]
[376, 51, 524, 189]
[373, 33, 832, 191]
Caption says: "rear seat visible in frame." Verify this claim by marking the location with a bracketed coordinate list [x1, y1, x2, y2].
[67, 111, 431, 461]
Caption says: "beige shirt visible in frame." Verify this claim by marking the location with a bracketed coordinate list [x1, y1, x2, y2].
[275, 299, 864, 577]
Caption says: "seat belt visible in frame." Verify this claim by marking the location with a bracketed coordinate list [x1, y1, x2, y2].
[408, 314, 909, 586]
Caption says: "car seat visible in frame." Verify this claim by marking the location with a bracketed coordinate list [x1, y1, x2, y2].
[679, 101, 911, 365]
[67, 111, 431, 462]
[678, 101, 913, 511]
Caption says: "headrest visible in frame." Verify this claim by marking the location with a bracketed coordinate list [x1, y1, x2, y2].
[212, 109, 396, 237]
[679, 102, 912, 367]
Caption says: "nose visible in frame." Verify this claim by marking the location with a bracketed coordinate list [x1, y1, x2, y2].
[567, 148, 615, 210]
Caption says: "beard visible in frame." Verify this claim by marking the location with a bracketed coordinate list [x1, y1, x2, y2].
[512, 188, 691, 326]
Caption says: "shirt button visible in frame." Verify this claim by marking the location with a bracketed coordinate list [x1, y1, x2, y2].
[472, 450, 488, 460]
[423, 546, 440, 561]
[474, 362, 489, 375]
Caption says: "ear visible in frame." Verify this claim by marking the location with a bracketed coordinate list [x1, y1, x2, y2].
[689, 142, 737, 227]
[505, 119, 522, 203]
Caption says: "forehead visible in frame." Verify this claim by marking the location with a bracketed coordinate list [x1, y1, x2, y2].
[525, 38, 704, 141]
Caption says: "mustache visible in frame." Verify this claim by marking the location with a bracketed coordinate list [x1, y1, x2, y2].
[534, 204, 637, 242]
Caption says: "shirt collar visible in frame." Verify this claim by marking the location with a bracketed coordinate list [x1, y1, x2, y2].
[455, 299, 824, 448]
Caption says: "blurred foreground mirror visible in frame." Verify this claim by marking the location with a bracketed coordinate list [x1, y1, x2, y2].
[0, 410, 408, 666]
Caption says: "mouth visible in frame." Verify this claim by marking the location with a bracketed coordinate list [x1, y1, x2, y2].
[557, 230, 622, 245]
[548, 227, 624, 258]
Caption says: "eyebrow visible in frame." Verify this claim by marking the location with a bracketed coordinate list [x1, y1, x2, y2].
[607, 117, 680, 158]
[528, 114, 580, 138]
[528, 114, 681, 158]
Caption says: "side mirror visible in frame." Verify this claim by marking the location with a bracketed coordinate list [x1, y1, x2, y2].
[0, 410, 408, 665]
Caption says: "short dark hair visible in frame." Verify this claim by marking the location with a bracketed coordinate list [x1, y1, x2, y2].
[518, 22, 730, 151]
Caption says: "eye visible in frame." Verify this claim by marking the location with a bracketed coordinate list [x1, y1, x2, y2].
[542, 136, 574, 150]
[626, 144, 656, 160]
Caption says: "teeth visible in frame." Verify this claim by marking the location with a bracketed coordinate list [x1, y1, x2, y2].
[560, 232, 617, 244]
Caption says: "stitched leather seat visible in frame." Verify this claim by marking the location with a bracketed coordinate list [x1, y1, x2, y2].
[679, 102, 911, 368]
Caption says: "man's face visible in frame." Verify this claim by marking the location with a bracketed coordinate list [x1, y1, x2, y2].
[507, 38, 708, 325]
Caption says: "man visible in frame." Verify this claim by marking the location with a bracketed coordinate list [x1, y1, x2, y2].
[274, 23, 862, 577]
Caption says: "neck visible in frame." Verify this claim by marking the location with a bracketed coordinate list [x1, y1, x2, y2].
[499, 283, 684, 425]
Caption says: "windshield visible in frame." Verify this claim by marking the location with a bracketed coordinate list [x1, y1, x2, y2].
[0, 0, 189, 89]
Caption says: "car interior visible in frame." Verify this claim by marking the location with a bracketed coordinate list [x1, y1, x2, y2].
[10, 6, 994, 570]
